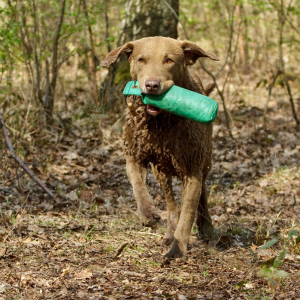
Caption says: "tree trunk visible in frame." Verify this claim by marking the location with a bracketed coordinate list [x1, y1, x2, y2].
[277, 0, 299, 125]
[119, 0, 178, 43]
[82, 0, 99, 106]
[237, 4, 249, 74]
[100, 0, 179, 112]
[44, 0, 66, 127]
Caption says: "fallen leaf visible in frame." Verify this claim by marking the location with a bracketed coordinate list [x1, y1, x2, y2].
[80, 188, 94, 201]
[23, 237, 40, 246]
[77, 290, 87, 298]
[180, 272, 190, 277]
[66, 190, 79, 201]
[61, 268, 70, 278]
[75, 269, 93, 280]
[0, 247, 7, 257]
[63, 150, 79, 160]
[28, 224, 43, 233]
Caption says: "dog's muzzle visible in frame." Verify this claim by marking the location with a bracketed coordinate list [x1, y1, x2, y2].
[146, 105, 162, 116]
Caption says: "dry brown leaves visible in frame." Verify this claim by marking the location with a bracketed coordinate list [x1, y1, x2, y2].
[1, 97, 300, 299]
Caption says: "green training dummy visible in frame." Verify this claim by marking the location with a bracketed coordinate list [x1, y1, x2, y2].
[123, 81, 218, 125]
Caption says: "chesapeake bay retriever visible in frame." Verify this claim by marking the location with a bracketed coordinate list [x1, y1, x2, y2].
[101, 36, 219, 258]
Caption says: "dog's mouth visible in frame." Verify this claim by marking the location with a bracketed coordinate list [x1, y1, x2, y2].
[146, 105, 161, 116]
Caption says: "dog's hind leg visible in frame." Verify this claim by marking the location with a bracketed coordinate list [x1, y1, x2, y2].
[126, 156, 161, 226]
[196, 180, 213, 238]
[152, 165, 179, 245]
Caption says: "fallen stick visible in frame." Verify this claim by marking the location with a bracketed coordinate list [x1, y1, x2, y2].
[122, 271, 144, 277]
[115, 242, 128, 258]
[0, 112, 55, 198]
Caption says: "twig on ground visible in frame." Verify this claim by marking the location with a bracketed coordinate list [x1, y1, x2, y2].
[115, 242, 129, 257]
[135, 231, 162, 237]
[122, 271, 144, 277]
[0, 187, 19, 196]
[0, 113, 55, 198]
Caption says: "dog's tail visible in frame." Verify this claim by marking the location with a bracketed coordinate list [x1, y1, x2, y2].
[205, 83, 216, 96]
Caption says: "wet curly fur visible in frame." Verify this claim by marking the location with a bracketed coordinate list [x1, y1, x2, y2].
[101, 37, 219, 258]
[124, 96, 212, 180]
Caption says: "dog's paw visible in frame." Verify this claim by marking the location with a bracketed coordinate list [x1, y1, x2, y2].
[162, 220, 177, 245]
[164, 238, 187, 259]
[138, 206, 161, 227]
[161, 234, 173, 246]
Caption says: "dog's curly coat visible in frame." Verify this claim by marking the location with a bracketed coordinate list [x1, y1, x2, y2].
[101, 37, 219, 258]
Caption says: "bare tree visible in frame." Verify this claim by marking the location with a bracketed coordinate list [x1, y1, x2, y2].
[237, 4, 249, 74]
[263, 0, 299, 126]
[32, 0, 43, 105]
[82, 0, 99, 106]
[44, 0, 67, 126]
[198, 1, 239, 138]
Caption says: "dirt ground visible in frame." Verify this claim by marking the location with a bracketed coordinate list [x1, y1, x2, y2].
[1, 82, 300, 299]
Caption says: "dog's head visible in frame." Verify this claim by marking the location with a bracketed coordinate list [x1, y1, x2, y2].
[101, 37, 218, 116]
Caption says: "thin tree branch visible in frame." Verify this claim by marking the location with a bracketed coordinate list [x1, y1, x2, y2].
[162, 0, 237, 138]
[104, 4, 111, 53]
[57, 51, 74, 70]
[283, 70, 300, 125]
[0, 113, 55, 198]
[263, 70, 281, 125]
[282, 0, 293, 26]
[50, 0, 66, 92]
[278, 0, 299, 125]
[199, 60, 233, 139]
[215, 0, 238, 78]
[221, 21, 241, 93]
[286, 16, 300, 36]
[32, 0, 43, 106]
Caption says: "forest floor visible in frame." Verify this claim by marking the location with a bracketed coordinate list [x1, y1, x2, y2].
[1, 82, 300, 299]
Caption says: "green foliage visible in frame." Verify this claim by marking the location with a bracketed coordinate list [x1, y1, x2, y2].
[0, 0, 120, 109]
[257, 239, 289, 287]
[258, 238, 277, 250]
[257, 253, 289, 287]
[287, 229, 300, 253]
[236, 280, 245, 289]
[288, 230, 298, 240]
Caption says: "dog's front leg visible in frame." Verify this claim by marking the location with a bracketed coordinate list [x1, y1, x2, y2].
[151, 164, 179, 245]
[126, 156, 161, 226]
[165, 173, 202, 258]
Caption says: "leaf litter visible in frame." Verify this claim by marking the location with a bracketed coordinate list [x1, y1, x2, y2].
[0, 100, 300, 299]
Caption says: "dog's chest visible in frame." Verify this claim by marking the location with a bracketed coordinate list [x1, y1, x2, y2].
[123, 104, 211, 177]
[124, 110, 177, 170]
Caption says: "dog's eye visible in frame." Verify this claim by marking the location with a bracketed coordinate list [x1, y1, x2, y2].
[138, 58, 145, 63]
[165, 58, 173, 64]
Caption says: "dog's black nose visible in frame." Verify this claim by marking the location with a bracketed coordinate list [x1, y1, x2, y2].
[145, 80, 160, 93]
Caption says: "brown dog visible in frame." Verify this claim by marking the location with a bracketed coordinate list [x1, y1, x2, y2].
[101, 37, 219, 258]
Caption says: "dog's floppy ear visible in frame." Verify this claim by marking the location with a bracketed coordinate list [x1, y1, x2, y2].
[100, 42, 134, 67]
[181, 41, 219, 65]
